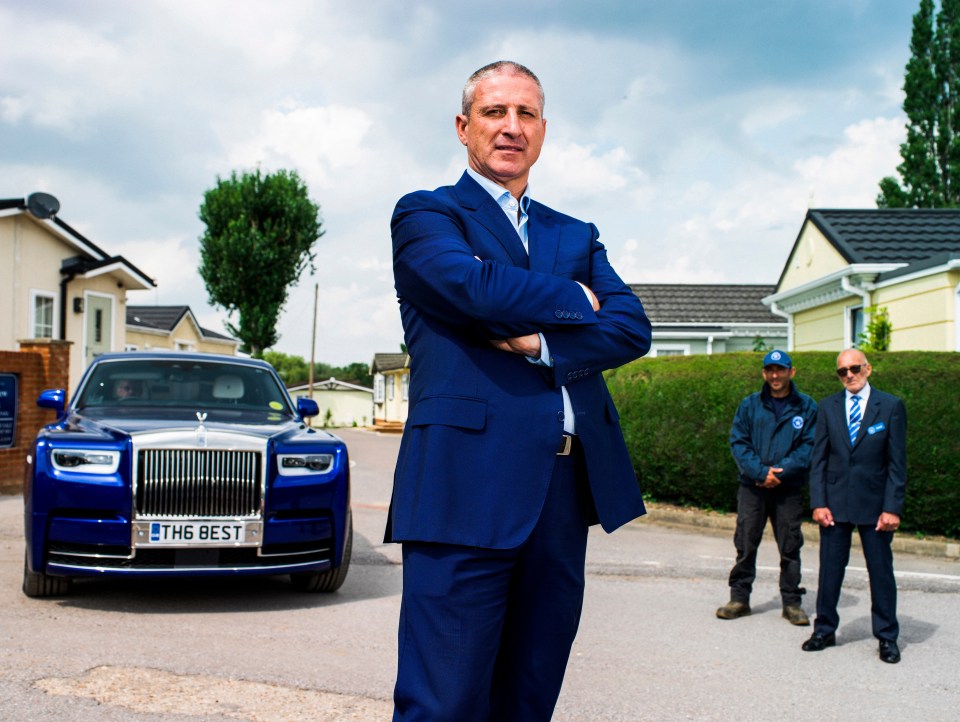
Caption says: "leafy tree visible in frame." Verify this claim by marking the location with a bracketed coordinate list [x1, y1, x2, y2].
[199, 169, 323, 357]
[878, 0, 960, 207]
[263, 351, 310, 386]
[261, 351, 374, 389]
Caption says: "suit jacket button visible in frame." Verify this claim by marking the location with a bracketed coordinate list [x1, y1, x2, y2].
[557, 411, 565, 422]
[555, 310, 563, 319]
[575, 311, 583, 320]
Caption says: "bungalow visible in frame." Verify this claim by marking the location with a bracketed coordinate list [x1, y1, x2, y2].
[630, 284, 787, 356]
[371, 352, 409, 427]
[1, 192, 155, 388]
[764, 209, 960, 351]
[287, 377, 373, 428]
[126, 305, 238, 355]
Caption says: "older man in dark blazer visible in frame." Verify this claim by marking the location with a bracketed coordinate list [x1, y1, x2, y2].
[802, 348, 907, 663]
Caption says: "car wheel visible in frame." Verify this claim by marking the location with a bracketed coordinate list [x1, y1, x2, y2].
[290, 512, 352, 593]
[22, 552, 71, 598]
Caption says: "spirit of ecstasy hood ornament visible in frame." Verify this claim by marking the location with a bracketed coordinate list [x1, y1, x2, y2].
[196, 411, 208, 447]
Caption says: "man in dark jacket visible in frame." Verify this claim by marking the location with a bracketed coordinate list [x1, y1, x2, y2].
[716, 350, 817, 625]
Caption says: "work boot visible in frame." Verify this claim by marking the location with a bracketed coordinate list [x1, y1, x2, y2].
[782, 605, 810, 626]
[716, 601, 751, 619]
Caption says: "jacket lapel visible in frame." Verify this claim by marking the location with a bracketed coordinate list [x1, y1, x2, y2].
[453, 172, 529, 268]
[528, 201, 560, 274]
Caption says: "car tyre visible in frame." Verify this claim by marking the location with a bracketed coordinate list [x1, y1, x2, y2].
[22, 552, 71, 598]
[290, 512, 352, 593]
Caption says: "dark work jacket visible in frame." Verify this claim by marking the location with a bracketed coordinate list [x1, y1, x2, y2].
[729, 382, 818, 489]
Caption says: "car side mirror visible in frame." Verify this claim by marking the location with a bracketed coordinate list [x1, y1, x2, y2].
[37, 389, 66, 414]
[297, 397, 319, 419]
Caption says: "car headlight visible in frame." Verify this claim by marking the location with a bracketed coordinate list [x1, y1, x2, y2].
[277, 453, 334, 476]
[51, 449, 121, 474]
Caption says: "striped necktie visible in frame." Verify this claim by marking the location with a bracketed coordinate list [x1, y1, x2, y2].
[848, 395, 861, 446]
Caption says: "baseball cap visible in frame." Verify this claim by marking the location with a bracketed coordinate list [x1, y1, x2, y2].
[762, 350, 792, 368]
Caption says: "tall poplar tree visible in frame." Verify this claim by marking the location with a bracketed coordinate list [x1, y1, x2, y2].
[198, 169, 323, 357]
[878, 0, 960, 208]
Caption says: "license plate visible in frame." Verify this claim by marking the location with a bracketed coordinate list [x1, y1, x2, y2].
[132, 520, 261, 547]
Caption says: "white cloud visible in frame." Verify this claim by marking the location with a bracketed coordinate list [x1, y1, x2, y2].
[221, 102, 376, 190]
[796, 116, 905, 207]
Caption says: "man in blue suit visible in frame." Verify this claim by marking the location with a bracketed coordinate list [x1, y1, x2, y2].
[387, 61, 652, 720]
[802, 348, 907, 663]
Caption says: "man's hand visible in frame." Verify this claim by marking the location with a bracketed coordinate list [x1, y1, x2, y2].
[876, 512, 900, 533]
[812, 507, 834, 527]
[490, 334, 542, 357]
[760, 467, 783, 489]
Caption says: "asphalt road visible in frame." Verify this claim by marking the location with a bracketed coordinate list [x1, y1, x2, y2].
[1, 427, 958, 721]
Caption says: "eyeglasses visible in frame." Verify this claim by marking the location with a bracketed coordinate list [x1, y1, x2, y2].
[836, 365, 863, 377]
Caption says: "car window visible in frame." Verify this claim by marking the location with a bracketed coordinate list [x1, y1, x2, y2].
[75, 359, 295, 418]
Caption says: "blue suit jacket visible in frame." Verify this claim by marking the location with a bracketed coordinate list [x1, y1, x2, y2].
[385, 172, 652, 548]
[809, 387, 907, 525]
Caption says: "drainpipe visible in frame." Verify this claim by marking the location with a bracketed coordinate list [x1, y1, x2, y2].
[58, 256, 88, 341]
[58, 272, 75, 341]
[841, 275, 871, 345]
[768, 301, 793, 351]
[706, 335, 714, 354]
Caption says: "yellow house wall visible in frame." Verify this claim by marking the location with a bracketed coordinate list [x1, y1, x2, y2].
[126, 319, 236, 355]
[778, 222, 849, 292]
[792, 298, 850, 350]
[384, 370, 409, 423]
[1, 215, 66, 349]
[294, 388, 372, 427]
[873, 271, 957, 351]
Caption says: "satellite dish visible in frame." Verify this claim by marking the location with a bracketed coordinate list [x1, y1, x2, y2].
[26, 192, 60, 220]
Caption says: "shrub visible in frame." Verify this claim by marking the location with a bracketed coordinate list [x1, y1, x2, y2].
[605, 351, 960, 538]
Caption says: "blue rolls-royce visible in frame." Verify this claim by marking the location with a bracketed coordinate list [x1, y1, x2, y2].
[23, 352, 351, 597]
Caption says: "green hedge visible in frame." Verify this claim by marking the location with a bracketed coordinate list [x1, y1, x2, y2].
[605, 351, 960, 538]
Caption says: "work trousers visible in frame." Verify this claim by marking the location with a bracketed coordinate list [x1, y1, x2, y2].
[728, 484, 805, 606]
[392, 446, 591, 722]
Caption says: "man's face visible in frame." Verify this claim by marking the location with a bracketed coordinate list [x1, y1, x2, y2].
[762, 364, 795, 396]
[455, 71, 546, 197]
[836, 350, 871, 394]
[116, 381, 134, 398]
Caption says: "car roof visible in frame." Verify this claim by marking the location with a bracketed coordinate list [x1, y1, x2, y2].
[89, 351, 274, 371]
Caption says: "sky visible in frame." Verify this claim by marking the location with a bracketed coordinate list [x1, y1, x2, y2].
[1, 0, 920, 365]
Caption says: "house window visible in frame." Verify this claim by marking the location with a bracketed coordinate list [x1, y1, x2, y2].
[374, 376, 385, 403]
[175, 340, 194, 352]
[401, 374, 409, 401]
[388, 375, 395, 401]
[849, 306, 864, 347]
[124, 344, 139, 352]
[651, 345, 689, 357]
[32, 292, 55, 338]
[94, 309, 103, 343]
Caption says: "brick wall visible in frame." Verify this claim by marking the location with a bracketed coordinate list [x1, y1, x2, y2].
[0, 340, 71, 494]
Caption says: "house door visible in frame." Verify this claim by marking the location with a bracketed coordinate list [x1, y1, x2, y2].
[84, 294, 113, 368]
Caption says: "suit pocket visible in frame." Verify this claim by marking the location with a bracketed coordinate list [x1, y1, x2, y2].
[407, 395, 487, 431]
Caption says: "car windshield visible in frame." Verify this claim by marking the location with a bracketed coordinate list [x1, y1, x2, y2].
[74, 358, 296, 418]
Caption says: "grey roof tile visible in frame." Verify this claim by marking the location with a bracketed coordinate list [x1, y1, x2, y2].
[629, 284, 781, 324]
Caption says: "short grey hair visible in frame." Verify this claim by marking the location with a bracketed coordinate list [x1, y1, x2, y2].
[461, 61, 544, 116]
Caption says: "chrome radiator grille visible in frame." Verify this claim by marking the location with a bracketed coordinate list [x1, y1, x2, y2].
[136, 449, 262, 518]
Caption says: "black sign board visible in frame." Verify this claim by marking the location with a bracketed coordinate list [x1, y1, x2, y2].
[0, 374, 17, 449]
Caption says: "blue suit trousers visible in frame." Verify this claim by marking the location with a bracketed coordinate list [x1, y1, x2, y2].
[393, 448, 591, 722]
[814, 521, 898, 641]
